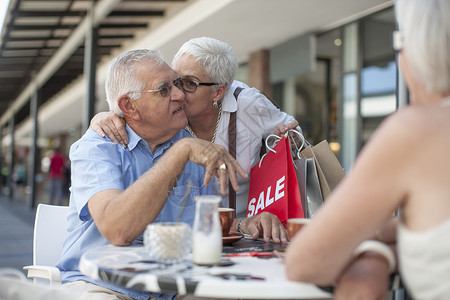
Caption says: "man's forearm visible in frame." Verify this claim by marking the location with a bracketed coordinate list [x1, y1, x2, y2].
[89, 140, 190, 245]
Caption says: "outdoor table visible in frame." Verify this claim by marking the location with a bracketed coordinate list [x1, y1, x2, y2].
[79, 237, 332, 299]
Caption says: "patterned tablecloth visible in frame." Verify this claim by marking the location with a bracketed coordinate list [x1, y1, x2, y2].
[79, 238, 332, 299]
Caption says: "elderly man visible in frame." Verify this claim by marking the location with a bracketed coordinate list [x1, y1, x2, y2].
[56, 49, 282, 300]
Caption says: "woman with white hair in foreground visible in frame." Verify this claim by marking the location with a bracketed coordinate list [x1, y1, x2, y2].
[286, 0, 450, 299]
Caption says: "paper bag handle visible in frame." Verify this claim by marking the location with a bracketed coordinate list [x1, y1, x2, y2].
[285, 129, 305, 159]
[258, 130, 305, 168]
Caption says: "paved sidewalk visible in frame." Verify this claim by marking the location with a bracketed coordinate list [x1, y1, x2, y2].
[0, 193, 36, 275]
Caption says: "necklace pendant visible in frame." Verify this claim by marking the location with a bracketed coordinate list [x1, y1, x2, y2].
[186, 102, 222, 143]
[186, 125, 197, 139]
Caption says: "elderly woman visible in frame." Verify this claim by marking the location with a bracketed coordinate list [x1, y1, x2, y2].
[285, 0, 450, 299]
[91, 37, 300, 221]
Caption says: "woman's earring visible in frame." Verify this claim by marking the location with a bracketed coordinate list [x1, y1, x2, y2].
[212, 101, 218, 108]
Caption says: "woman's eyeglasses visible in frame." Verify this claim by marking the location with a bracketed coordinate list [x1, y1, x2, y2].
[180, 78, 219, 93]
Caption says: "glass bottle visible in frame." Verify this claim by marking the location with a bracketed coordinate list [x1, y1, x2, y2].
[192, 195, 222, 265]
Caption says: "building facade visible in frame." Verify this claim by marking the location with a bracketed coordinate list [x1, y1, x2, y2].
[0, 0, 400, 205]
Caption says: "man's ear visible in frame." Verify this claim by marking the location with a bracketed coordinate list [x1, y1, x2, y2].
[118, 95, 139, 119]
[212, 84, 226, 102]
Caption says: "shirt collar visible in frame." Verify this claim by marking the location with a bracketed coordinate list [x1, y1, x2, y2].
[126, 124, 185, 153]
[221, 81, 239, 113]
[155, 130, 185, 155]
[125, 124, 143, 151]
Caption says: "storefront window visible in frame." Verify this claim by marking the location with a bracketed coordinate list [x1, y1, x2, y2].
[360, 8, 396, 145]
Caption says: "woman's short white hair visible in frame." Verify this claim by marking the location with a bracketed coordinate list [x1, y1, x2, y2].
[105, 49, 166, 117]
[172, 37, 238, 92]
[396, 0, 450, 94]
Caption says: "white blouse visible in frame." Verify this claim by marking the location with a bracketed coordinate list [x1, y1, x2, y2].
[398, 218, 450, 299]
[211, 80, 299, 217]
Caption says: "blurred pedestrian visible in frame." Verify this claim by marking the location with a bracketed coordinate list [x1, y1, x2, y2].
[48, 147, 65, 205]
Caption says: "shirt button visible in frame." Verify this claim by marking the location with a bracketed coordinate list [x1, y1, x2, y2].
[142, 142, 146, 147]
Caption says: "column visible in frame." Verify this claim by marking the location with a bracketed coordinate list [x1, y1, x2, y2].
[28, 89, 39, 208]
[8, 115, 15, 200]
[83, 9, 98, 132]
[248, 49, 272, 99]
[340, 22, 361, 172]
[283, 78, 296, 116]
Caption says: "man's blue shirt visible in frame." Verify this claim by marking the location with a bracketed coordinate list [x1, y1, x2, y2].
[56, 126, 212, 300]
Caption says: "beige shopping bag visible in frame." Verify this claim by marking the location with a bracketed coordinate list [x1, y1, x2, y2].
[300, 140, 345, 200]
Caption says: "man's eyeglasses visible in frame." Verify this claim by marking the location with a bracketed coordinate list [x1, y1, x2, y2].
[136, 78, 184, 98]
[180, 78, 219, 93]
[392, 30, 403, 52]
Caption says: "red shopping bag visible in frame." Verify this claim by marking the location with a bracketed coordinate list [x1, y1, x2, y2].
[246, 136, 304, 225]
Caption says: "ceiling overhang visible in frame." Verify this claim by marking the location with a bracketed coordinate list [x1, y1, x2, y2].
[0, 0, 394, 146]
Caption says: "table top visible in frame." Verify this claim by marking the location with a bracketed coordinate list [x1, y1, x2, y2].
[79, 238, 332, 299]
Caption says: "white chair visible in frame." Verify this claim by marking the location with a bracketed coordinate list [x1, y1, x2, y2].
[0, 267, 76, 300]
[23, 204, 69, 285]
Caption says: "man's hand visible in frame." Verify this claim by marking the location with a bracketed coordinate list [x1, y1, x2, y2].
[239, 212, 288, 243]
[334, 252, 390, 300]
[181, 138, 247, 194]
[90, 111, 128, 147]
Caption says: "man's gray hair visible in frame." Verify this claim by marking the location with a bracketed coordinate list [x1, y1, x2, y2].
[105, 49, 166, 117]
[396, 0, 450, 94]
[172, 37, 238, 92]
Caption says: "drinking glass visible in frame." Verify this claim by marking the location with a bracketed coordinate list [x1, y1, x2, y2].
[144, 222, 191, 263]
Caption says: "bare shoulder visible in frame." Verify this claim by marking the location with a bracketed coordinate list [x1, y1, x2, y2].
[373, 103, 450, 180]
[391, 104, 450, 229]
[375, 104, 448, 146]
[354, 103, 450, 177]
[366, 107, 419, 153]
